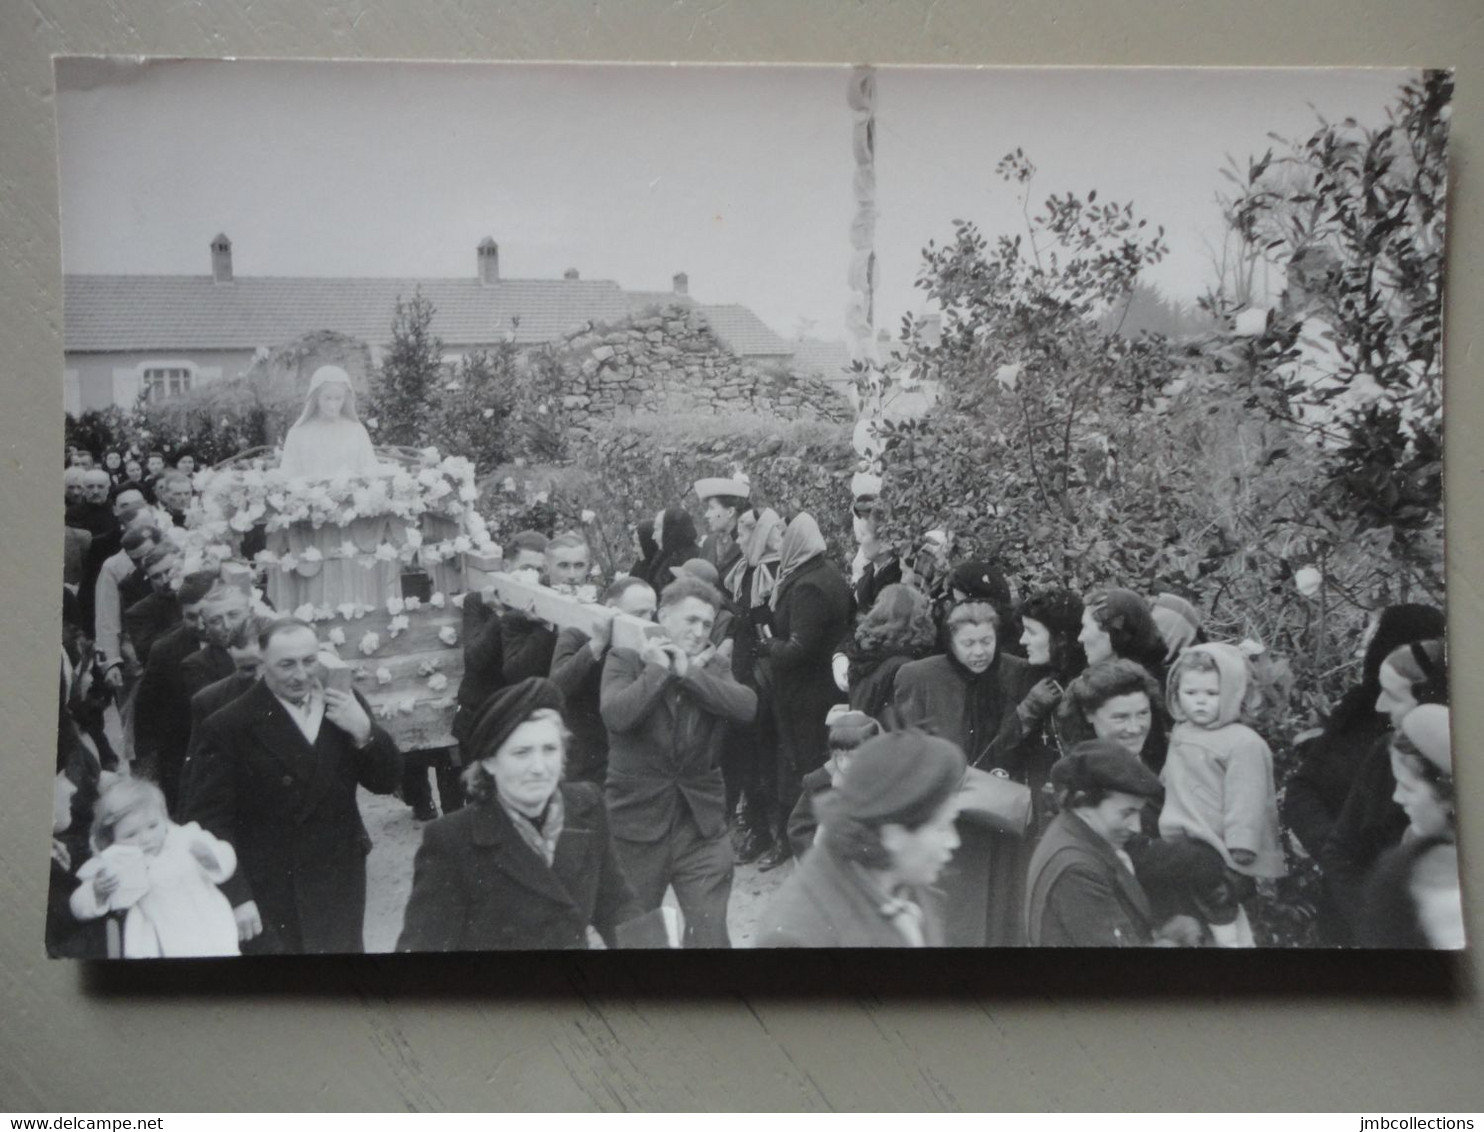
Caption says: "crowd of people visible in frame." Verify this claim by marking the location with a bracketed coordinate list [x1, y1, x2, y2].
[49, 443, 1463, 955]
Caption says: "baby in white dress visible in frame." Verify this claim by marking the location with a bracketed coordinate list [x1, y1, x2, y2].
[70, 778, 240, 958]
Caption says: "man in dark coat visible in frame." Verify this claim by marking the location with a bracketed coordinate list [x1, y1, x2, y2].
[447, 532, 552, 815]
[123, 545, 183, 663]
[1025, 741, 1164, 947]
[131, 570, 221, 808]
[185, 618, 402, 954]
[600, 575, 756, 948]
[176, 615, 271, 811]
[548, 576, 658, 785]
[695, 476, 748, 578]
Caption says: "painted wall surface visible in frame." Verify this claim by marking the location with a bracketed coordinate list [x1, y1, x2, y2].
[65, 349, 257, 411]
[4, 1, 1482, 1114]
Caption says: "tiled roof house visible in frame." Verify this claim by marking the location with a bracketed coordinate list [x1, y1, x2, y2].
[62, 236, 835, 413]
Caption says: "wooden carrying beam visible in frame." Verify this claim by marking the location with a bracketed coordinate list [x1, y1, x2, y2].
[483, 572, 666, 652]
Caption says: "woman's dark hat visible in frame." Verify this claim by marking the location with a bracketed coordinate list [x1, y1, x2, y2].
[467, 677, 566, 762]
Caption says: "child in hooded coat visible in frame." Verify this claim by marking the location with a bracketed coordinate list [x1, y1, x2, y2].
[1158, 642, 1286, 947]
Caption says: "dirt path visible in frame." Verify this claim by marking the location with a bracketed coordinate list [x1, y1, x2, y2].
[361, 783, 790, 952]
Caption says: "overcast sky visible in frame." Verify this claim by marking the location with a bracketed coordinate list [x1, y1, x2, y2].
[56, 59, 1411, 342]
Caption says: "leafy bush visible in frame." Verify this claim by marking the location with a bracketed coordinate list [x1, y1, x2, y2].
[473, 412, 856, 578]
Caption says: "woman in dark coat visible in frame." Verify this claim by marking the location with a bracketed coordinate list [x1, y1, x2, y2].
[1321, 638, 1448, 944]
[987, 589, 1087, 837]
[723, 507, 784, 864]
[645, 506, 702, 591]
[1283, 603, 1445, 859]
[893, 601, 1037, 946]
[1285, 603, 1443, 943]
[1025, 741, 1165, 947]
[846, 583, 938, 724]
[397, 678, 641, 952]
[758, 513, 854, 831]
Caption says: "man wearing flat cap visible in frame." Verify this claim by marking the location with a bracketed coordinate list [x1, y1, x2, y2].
[694, 475, 750, 578]
[1025, 740, 1164, 947]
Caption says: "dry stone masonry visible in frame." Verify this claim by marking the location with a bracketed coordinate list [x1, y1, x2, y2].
[552, 303, 853, 436]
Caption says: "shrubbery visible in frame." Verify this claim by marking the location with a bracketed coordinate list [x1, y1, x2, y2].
[472, 412, 856, 577]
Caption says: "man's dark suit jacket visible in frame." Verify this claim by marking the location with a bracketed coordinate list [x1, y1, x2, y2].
[137, 632, 232, 813]
[123, 591, 180, 673]
[176, 670, 258, 813]
[184, 680, 403, 954]
[599, 647, 756, 844]
[452, 592, 503, 753]
[548, 626, 609, 784]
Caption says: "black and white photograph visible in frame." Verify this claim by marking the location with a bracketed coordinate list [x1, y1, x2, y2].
[48, 58, 1458, 957]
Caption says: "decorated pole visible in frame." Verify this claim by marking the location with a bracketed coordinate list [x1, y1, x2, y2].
[846, 66, 885, 502]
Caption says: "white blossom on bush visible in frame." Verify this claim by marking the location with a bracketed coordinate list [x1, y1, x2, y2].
[1294, 566, 1323, 597]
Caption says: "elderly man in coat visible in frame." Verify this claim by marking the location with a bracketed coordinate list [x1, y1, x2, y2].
[600, 574, 756, 948]
[1025, 740, 1166, 947]
[184, 617, 403, 954]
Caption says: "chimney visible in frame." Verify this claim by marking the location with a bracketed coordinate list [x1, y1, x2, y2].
[563, 268, 580, 280]
[672, 271, 688, 295]
[210, 233, 233, 283]
[477, 237, 499, 286]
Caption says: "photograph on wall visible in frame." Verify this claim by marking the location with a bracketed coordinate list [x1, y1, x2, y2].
[48, 59, 1457, 957]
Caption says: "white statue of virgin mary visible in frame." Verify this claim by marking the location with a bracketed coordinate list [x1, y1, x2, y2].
[278, 365, 384, 479]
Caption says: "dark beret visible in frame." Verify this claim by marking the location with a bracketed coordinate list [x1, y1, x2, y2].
[466, 677, 566, 762]
[1050, 739, 1163, 800]
[820, 729, 967, 829]
[949, 560, 1011, 606]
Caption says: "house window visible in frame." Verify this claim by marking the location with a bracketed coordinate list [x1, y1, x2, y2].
[143, 366, 194, 402]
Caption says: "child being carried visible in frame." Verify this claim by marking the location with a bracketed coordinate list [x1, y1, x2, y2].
[70, 778, 240, 958]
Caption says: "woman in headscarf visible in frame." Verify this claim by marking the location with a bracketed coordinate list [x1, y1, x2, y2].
[721, 507, 785, 863]
[846, 583, 938, 724]
[757, 512, 853, 868]
[892, 601, 1038, 946]
[278, 365, 383, 479]
[1321, 637, 1448, 943]
[1284, 604, 1445, 859]
[645, 505, 702, 591]
[1149, 592, 1206, 664]
[755, 730, 965, 948]
[397, 678, 641, 951]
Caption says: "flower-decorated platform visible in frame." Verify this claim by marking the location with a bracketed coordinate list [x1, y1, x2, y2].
[179, 446, 504, 751]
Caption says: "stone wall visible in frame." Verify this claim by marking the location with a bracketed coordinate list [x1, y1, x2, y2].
[551, 303, 854, 435]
